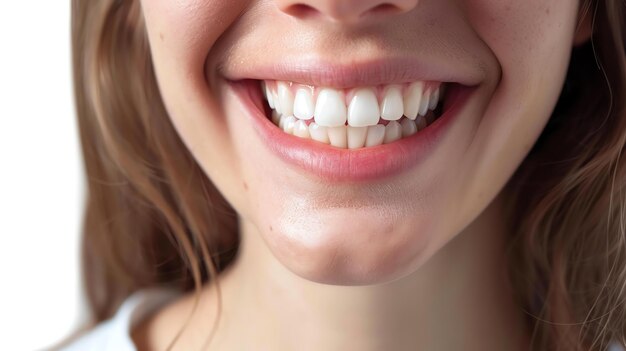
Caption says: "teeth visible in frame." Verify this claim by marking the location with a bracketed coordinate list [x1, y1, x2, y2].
[365, 125, 385, 147]
[380, 85, 404, 121]
[403, 82, 423, 120]
[264, 80, 444, 149]
[315, 88, 347, 127]
[294, 88, 314, 120]
[347, 126, 368, 149]
[282, 115, 296, 134]
[273, 90, 282, 114]
[383, 121, 402, 144]
[415, 115, 428, 131]
[418, 90, 430, 117]
[278, 115, 286, 129]
[273, 117, 433, 149]
[293, 120, 310, 138]
[327, 126, 347, 148]
[271, 110, 281, 125]
[428, 88, 440, 111]
[263, 82, 275, 109]
[400, 118, 418, 137]
[347, 88, 380, 127]
[309, 123, 330, 144]
[277, 82, 294, 117]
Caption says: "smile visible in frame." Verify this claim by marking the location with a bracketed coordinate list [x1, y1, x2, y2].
[263, 80, 444, 149]
[226, 60, 477, 182]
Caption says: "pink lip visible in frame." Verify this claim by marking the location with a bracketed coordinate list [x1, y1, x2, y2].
[229, 79, 474, 182]
[221, 57, 482, 89]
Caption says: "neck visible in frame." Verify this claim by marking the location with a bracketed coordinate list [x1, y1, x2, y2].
[212, 192, 530, 351]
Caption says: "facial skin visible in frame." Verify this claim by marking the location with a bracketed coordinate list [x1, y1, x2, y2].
[139, 0, 581, 286]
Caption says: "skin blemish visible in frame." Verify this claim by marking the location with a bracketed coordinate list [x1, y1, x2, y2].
[159, 32, 164, 41]
[243, 181, 249, 191]
[269, 225, 273, 232]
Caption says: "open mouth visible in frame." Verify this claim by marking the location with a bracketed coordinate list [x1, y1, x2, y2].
[260, 80, 447, 149]
[229, 70, 472, 181]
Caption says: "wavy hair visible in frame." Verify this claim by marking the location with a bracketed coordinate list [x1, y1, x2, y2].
[506, 1, 626, 350]
[71, 0, 626, 349]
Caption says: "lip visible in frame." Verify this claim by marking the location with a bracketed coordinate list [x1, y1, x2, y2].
[228, 78, 474, 182]
[221, 57, 482, 89]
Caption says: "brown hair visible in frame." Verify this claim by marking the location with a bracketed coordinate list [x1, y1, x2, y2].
[71, 0, 238, 332]
[506, 1, 626, 349]
[71, 0, 626, 349]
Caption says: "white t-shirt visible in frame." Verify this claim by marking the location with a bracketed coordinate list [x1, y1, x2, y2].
[61, 289, 626, 351]
[61, 289, 179, 351]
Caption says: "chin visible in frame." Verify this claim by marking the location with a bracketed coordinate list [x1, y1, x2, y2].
[259, 209, 434, 286]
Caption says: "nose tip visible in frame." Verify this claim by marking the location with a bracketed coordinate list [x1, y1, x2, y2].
[276, 0, 419, 24]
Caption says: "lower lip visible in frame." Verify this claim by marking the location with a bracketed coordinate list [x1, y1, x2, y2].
[229, 80, 473, 182]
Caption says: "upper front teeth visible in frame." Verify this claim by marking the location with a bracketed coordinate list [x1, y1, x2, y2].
[263, 80, 442, 128]
[315, 88, 347, 127]
[277, 82, 294, 116]
[403, 82, 423, 120]
[293, 88, 314, 120]
[348, 88, 380, 127]
[380, 85, 404, 121]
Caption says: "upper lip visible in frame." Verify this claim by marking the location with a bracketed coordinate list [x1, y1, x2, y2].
[219, 56, 483, 89]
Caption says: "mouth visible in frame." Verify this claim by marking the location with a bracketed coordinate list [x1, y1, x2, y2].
[226, 61, 476, 182]
[262, 80, 446, 149]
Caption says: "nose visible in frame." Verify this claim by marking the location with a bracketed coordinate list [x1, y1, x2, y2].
[275, 0, 419, 24]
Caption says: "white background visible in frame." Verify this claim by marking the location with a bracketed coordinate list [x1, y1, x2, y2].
[0, 2, 84, 350]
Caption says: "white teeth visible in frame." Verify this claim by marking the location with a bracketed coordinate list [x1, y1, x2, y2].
[428, 88, 440, 110]
[383, 121, 402, 144]
[400, 118, 417, 137]
[265, 80, 444, 148]
[365, 124, 385, 147]
[277, 82, 294, 117]
[347, 126, 368, 149]
[273, 90, 281, 114]
[418, 90, 430, 116]
[278, 115, 286, 129]
[403, 81, 423, 120]
[272, 116, 431, 149]
[282, 115, 296, 134]
[294, 88, 314, 120]
[347, 88, 380, 127]
[265, 83, 275, 109]
[380, 85, 404, 121]
[327, 126, 347, 148]
[415, 115, 428, 131]
[309, 122, 330, 144]
[293, 120, 310, 138]
[314, 88, 347, 127]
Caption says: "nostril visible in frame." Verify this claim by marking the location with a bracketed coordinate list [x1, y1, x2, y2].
[282, 4, 319, 19]
[367, 4, 403, 16]
[277, 0, 417, 23]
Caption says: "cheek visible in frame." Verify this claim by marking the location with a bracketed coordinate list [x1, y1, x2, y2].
[451, 0, 579, 215]
[139, 0, 254, 210]
[465, 0, 578, 82]
[141, 0, 247, 74]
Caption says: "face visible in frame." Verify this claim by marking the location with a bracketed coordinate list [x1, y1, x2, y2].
[139, 0, 582, 285]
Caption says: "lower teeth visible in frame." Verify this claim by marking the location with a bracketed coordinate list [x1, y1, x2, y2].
[270, 111, 439, 149]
